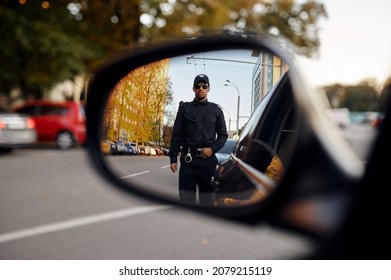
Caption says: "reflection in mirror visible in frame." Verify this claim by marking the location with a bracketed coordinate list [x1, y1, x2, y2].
[99, 48, 294, 207]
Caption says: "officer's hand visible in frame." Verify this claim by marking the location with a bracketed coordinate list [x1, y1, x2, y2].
[170, 163, 178, 173]
[201, 147, 213, 158]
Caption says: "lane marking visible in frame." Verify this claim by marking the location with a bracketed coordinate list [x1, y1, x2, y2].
[119, 170, 150, 179]
[0, 205, 173, 244]
[161, 165, 170, 169]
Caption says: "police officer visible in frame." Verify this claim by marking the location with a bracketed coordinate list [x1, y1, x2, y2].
[169, 74, 228, 205]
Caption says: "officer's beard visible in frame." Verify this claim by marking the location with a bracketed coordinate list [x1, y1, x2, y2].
[196, 93, 208, 101]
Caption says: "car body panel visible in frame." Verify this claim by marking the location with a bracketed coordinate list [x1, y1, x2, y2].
[215, 139, 238, 165]
[128, 142, 138, 155]
[124, 143, 137, 155]
[211, 72, 295, 204]
[111, 141, 127, 155]
[12, 100, 86, 148]
[85, 35, 387, 258]
[0, 110, 37, 149]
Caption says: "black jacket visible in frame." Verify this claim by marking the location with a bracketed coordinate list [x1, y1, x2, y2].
[169, 99, 228, 164]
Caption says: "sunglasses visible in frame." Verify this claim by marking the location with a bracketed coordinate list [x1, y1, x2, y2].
[194, 84, 208, 89]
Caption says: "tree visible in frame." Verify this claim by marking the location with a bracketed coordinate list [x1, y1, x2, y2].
[323, 80, 380, 112]
[69, 0, 142, 71]
[135, 0, 326, 56]
[71, 0, 327, 68]
[0, 1, 100, 101]
[378, 77, 391, 112]
[1, 0, 327, 104]
[102, 59, 170, 143]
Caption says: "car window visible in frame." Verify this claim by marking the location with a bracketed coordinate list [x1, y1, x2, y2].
[234, 76, 281, 161]
[235, 73, 294, 172]
[79, 104, 86, 118]
[14, 105, 39, 116]
[40, 105, 69, 116]
[255, 75, 293, 155]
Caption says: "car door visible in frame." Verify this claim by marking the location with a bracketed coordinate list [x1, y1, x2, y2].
[34, 105, 69, 141]
[213, 72, 295, 204]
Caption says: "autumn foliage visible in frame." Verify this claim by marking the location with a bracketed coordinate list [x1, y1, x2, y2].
[103, 59, 170, 144]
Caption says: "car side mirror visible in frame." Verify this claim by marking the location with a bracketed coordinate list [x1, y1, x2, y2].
[85, 34, 363, 232]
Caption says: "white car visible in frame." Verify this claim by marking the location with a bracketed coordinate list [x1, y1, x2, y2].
[0, 108, 37, 153]
[215, 139, 237, 165]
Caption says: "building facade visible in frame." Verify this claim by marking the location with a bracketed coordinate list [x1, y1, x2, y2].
[251, 52, 289, 113]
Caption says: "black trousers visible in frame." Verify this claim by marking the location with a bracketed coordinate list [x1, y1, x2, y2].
[178, 153, 217, 206]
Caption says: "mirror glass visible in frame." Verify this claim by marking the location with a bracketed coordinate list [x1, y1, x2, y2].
[99, 48, 295, 207]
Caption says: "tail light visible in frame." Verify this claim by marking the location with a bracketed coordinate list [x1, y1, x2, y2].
[0, 119, 5, 129]
[26, 118, 36, 129]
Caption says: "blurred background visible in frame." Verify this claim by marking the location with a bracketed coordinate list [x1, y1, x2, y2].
[0, 0, 390, 259]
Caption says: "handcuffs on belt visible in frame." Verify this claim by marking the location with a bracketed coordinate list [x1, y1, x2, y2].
[184, 148, 203, 163]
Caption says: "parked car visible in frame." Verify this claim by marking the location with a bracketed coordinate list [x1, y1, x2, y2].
[149, 147, 156, 156]
[110, 141, 127, 155]
[128, 142, 138, 155]
[85, 34, 391, 260]
[12, 100, 86, 150]
[372, 112, 385, 128]
[0, 108, 37, 153]
[137, 145, 146, 155]
[160, 147, 169, 156]
[211, 72, 294, 202]
[214, 139, 238, 165]
[124, 143, 137, 155]
[138, 145, 151, 155]
[109, 142, 117, 155]
[154, 147, 164, 156]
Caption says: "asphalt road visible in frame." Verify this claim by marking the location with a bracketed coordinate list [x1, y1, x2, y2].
[341, 123, 378, 160]
[0, 148, 314, 259]
[0, 123, 375, 259]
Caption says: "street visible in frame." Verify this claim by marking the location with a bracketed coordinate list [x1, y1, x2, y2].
[0, 148, 314, 259]
[0, 123, 375, 259]
[341, 123, 378, 160]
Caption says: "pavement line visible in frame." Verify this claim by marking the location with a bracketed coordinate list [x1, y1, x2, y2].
[119, 170, 150, 179]
[161, 165, 170, 169]
[0, 205, 173, 244]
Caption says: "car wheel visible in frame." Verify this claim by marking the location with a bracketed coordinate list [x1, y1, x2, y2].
[56, 131, 75, 150]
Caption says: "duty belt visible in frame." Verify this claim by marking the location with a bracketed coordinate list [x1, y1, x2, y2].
[182, 147, 203, 163]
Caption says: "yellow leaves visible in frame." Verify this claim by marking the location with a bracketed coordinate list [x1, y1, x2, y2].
[103, 59, 170, 143]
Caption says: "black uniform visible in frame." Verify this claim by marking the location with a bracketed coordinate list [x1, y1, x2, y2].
[169, 99, 228, 205]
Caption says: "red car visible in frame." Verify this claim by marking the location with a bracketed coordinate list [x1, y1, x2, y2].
[12, 100, 86, 149]
[371, 112, 385, 128]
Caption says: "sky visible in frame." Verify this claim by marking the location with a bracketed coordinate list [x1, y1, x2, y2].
[299, 0, 391, 88]
[166, 0, 391, 132]
[167, 50, 258, 131]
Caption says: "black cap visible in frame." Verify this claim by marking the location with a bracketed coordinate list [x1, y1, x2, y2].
[193, 74, 209, 87]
